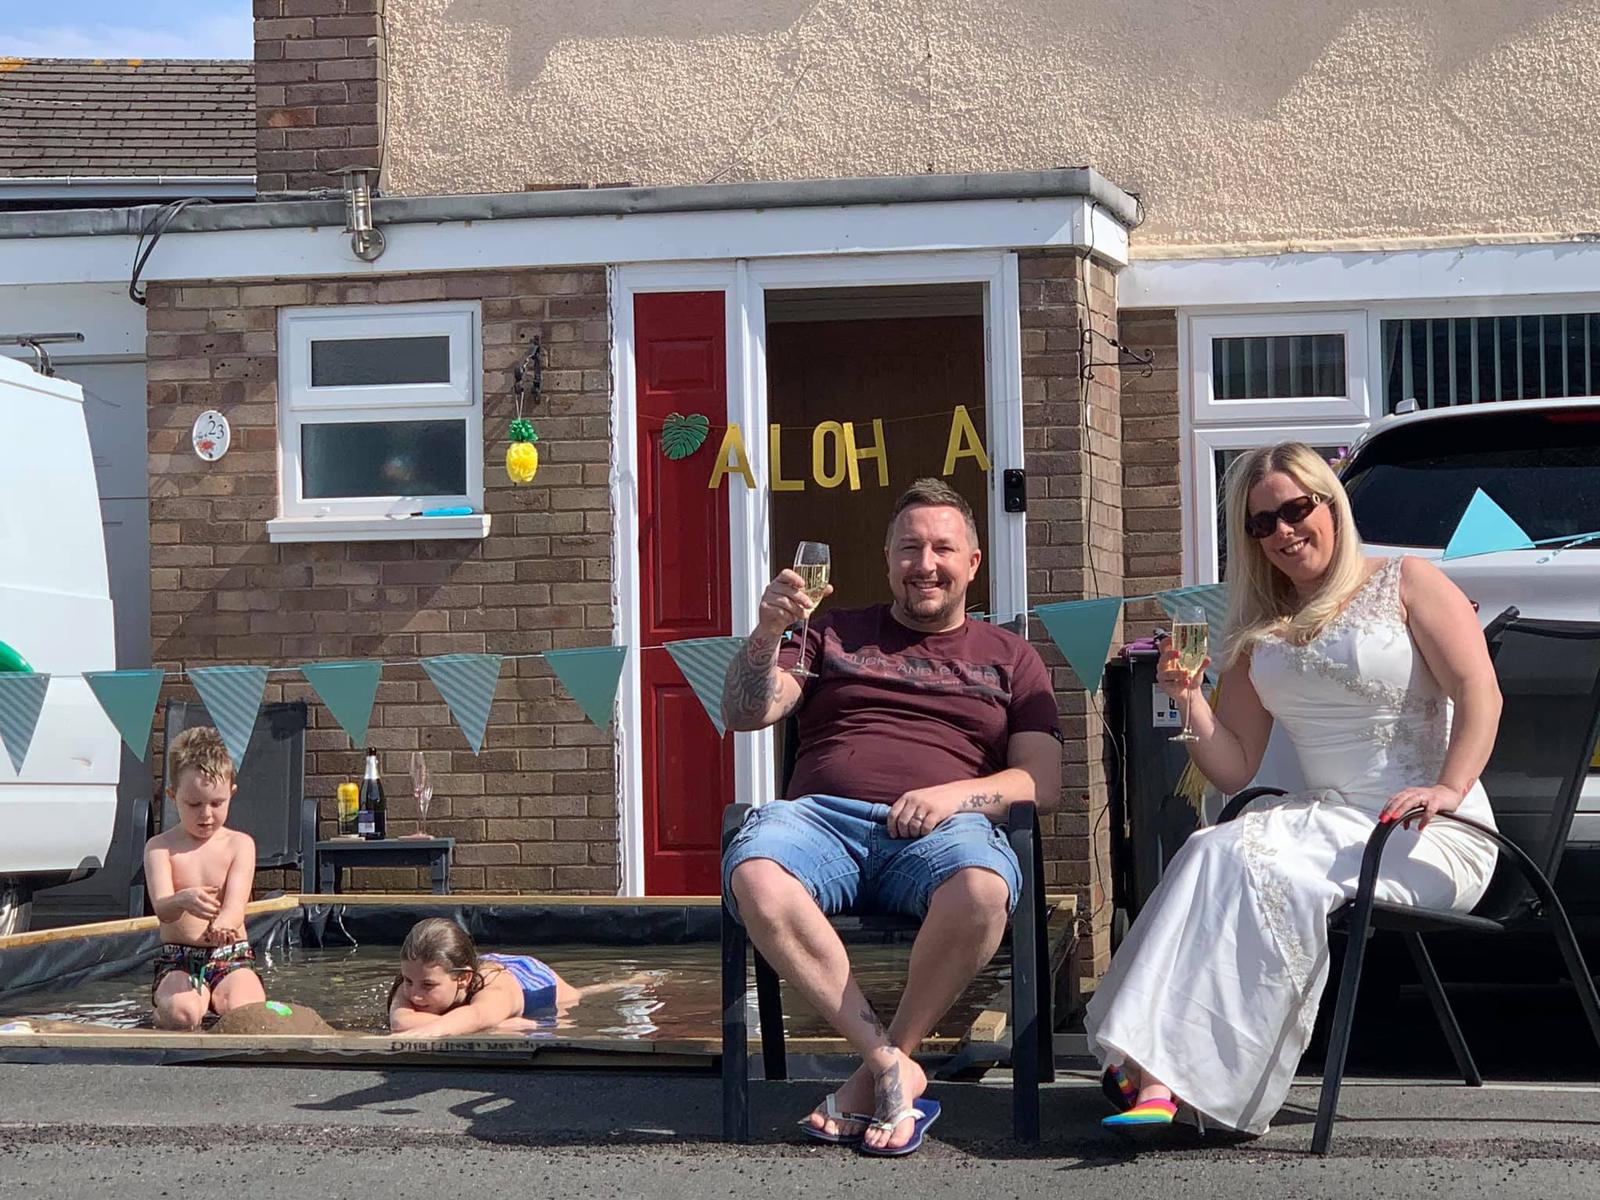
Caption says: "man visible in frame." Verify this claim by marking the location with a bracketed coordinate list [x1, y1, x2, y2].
[721, 478, 1062, 1154]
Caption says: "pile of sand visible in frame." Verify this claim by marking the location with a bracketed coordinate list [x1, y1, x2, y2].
[211, 1000, 336, 1036]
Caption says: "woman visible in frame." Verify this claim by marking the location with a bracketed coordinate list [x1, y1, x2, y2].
[1086, 442, 1502, 1136]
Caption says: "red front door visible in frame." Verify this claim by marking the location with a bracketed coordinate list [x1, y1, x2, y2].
[634, 291, 735, 894]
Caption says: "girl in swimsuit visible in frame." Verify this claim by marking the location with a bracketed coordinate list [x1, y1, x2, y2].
[386, 917, 644, 1036]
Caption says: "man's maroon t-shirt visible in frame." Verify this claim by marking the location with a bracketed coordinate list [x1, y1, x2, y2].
[776, 604, 1062, 806]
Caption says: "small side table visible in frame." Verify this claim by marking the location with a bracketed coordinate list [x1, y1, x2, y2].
[315, 837, 455, 894]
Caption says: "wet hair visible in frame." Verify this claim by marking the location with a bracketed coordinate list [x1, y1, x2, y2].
[166, 725, 236, 789]
[387, 917, 488, 1011]
[886, 477, 980, 548]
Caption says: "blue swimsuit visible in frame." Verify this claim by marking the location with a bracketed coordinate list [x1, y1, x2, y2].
[482, 953, 559, 1015]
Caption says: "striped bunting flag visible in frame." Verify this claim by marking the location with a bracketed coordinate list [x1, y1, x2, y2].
[420, 653, 504, 753]
[544, 645, 628, 733]
[84, 669, 165, 760]
[0, 673, 50, 775]
[664, 636, 747, 738]
[301, 660, 383, 747]
[188, 666, 269, 769]
[1034, 598, 1123, 693]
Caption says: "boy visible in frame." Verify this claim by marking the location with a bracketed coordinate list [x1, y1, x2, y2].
[144, 726, 266, 1029]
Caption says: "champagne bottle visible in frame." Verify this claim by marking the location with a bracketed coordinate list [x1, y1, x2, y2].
[359, 749, 387, 840]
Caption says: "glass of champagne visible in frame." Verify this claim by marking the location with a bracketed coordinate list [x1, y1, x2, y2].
[1169, 607, 1209, 744]
[409, 750, 433, 837]
[788, 541, 831, 679]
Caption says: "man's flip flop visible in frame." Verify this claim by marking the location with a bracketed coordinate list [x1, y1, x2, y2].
[798, 1091, 873, 1145]
[858, 1098, 941, 1157]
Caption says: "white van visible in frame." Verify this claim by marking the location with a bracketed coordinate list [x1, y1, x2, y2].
[0, 356, 120, 935]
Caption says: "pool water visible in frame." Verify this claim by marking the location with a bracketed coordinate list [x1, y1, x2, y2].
[0, 940, 1010, 1042]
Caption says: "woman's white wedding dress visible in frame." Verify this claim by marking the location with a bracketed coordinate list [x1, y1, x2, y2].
[1085, 556, 1498, 1134]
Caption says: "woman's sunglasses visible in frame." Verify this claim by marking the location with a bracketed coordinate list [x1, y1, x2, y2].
[1244, 493, 1326, 540]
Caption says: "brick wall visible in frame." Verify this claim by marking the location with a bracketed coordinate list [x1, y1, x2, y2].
[144, 268, 615, 894]
[1117, 309, 1182, 634]
[1017, 249, 1124, 978]
[254, 0, 387, 197]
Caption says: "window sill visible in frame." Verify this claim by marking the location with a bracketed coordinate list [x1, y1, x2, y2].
[266, 513, 492, 544]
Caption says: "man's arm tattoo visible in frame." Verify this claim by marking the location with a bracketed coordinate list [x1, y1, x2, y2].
[721, 630, 794, 729]
[960, 792, 1005, 812]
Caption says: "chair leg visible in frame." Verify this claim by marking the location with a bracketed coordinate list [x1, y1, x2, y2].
[721, 904, 751, 1143]
[1011, 862, 1041, 1143]
[1401, 932, 1481, 1087]
[1312, 915, 1375, 1156]
[1541, 891, 1600, 1058]
[753, 949, 788, 1082]
[1035, 848, 1055, 1085]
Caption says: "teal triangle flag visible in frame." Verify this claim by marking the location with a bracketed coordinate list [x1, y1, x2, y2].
[0, 673, 51, 775]
[420, 653, 504, 753]
[1443, 489, 1534, 560]
[188, 666, 269, 770]
[301, 660, 383, 747]
[545, 645, 628, 733]
[83, 669, 165, 761]
[1034, 597, 1123, 693]
[664, 636, 747, 737]
[1156, 583, 1228, 686]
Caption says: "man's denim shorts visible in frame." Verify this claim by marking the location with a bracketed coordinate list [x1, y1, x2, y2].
[721, 794, 1022, 924]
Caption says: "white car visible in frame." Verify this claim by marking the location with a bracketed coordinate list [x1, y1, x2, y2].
[1339, 396, 1600, 902]
[0, 356, 120, 935]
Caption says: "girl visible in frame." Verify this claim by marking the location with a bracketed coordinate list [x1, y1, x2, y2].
[387, 917, 644, 1036]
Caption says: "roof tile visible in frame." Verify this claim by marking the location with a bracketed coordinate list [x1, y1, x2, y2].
[0, 58, 254, 177]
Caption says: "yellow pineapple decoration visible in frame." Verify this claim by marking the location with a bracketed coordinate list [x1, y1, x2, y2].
[506, 418, 539, 484]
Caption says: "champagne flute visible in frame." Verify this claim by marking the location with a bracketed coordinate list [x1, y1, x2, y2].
[1169, 607, 1209, 744]
[409, 750, 433, 837]
[788, 541, 831, 679]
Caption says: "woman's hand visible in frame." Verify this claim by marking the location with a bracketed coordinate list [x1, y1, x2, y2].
[1156, 638, 1210, 703]
[1379, 783, 1464, 829]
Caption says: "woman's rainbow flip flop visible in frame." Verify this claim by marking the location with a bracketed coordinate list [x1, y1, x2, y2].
[1102, 1097, 1177, 1130]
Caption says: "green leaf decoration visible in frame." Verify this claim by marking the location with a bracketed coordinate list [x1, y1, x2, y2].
[509, 417, 537, 444]
[661, 412, 710, 460]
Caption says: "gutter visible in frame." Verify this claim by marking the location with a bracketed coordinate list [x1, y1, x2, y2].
[0, 168, 1139, 241]
[0, 176, 255, 201]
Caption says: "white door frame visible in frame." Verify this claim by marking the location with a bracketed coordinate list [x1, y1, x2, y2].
[610, 251, 1027, 896]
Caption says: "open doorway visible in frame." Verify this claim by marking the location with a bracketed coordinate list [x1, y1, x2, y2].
[764, 283, 991, 616]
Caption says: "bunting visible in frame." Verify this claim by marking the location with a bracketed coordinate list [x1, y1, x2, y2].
[301, 660, 383, 747]
[420, 653, 504, 753]
[1443, 489, 1534, 560]
[1034, 598, 1123, 693]
[188, 665, 269, 769]
[544, 646, 628, 733]
[83, 669, 165, 760]
[0, 673, 50, 775]
[664, 636, 747, 737]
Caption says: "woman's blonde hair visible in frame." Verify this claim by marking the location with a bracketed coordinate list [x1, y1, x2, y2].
[1220, 442, 1367, 667]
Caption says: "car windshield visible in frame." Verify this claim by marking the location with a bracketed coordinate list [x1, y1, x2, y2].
[1342, 405, 1600, 549]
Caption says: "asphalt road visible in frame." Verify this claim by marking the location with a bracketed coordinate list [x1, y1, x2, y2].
[3, 1063, 1600, 1199]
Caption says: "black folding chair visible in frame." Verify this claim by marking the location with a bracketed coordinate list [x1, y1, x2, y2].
[720, 619, 1056, 1143]
[129, 700, 315, 916]
[1216, 610, 1600, 1154]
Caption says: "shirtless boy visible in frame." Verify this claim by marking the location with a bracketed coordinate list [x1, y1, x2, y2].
[143, 726, 266, 1029]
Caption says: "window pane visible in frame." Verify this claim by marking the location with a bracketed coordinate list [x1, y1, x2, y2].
[1343, 405, 1600, 548]
[1213, 334, 1346, 400]
[310, 335, 451, 387]
[1381, 311, 1600, 413]
[301, 420, 467, 498]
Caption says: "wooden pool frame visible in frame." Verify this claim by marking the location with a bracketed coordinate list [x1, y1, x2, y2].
[0, 893, 1078, 1070]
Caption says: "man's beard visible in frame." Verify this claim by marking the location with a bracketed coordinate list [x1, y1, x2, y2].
[900, 579, 964, 625]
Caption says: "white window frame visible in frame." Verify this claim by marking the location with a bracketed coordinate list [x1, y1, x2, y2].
[1189, 421, 1369, 585]
[270, 301, 487, 542]
[1190, 310, 1371, 425]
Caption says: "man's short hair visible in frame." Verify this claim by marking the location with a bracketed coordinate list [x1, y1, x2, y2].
[167, 725, 236, 788]
[886, 477, 980, 548]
